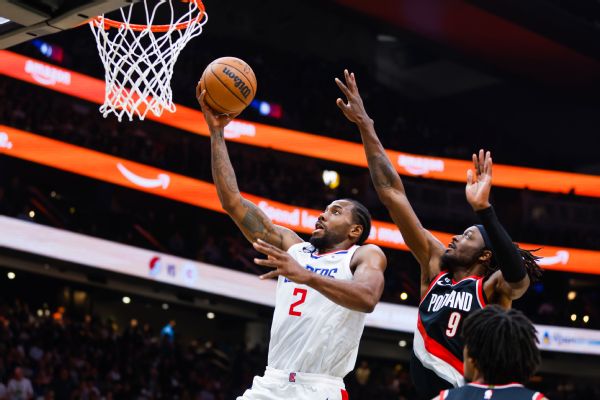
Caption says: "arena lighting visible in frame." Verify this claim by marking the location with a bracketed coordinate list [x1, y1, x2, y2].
[567, 291, 577, 301]
[259, 101, 270, 115]
[322, 170, 340, 189]
[31, 39, 64, 63]
[250, 99, 282, 119]
[36, 309, 43, 317]
[122, 296, 131, 304]
[570, 314, 577, 322]
[28, 210, 35, 218]
[400, 292, 408, 301]
[377, 34, 397, 42]
[206, 312, 215, 320]
[7, 271, 16, 280]
[161, 303, 169, 310]
[583, 315, 590, 323]
[398, 340, 407, 347]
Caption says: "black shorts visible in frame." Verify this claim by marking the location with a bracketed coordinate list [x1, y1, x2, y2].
[410, 352, 454, 399]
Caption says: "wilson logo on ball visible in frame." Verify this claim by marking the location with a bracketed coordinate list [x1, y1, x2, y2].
[222, 67, 252, 98]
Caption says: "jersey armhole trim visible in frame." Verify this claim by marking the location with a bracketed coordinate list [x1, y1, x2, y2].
[440, 389, 449, 400]
[345, 244, 361, 276]
[420, 270, 448, 304]
[476, 278, 487, 308]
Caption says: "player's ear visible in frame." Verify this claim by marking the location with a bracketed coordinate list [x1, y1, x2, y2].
[478, 249, 492, 263]
[349, 224, 362, 241]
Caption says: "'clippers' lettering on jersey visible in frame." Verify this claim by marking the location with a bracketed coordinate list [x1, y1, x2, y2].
[284, 265, 338, 282]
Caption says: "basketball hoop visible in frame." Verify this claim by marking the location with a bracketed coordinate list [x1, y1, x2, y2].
[89, 0, 207, 121]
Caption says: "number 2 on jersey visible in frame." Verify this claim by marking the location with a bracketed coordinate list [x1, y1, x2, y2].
[446, 311, 461, 337]
[289, 288, 307, 316]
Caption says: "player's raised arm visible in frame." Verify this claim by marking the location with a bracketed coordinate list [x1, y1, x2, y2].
[466, 150, 540, 305]
[197, 87, 302, 251]
[335, 70, 445, 289]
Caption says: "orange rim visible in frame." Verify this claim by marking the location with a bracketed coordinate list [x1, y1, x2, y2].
[91, 0, 205, 32]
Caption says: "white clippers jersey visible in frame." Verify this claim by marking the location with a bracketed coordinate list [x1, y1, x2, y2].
[267, 242, 366, 378]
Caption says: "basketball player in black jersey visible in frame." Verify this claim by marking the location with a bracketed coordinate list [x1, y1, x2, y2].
[335, 70, 542, 399]
[433, 305, 547, 400]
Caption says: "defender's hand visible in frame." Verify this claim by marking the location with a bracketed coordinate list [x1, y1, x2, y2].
[253, 239, 311, 284]
[466, 149, 493, 211]
[335, 69, 372, 125]
[196, 86, 239, 131]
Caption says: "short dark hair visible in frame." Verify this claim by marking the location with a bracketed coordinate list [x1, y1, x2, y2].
[340, 198, 372, 245]
[462, 305, 540, 385]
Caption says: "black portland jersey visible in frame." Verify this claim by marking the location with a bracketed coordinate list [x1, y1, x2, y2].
[440, 383, 545, 400]
[413, 271, 487, 388]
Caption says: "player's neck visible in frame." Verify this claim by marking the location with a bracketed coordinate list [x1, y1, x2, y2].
[451, 270, 472, 281]
[316, 241, 355, 255]
[470, 370, 486, 384]
[451, 264, 484, 281]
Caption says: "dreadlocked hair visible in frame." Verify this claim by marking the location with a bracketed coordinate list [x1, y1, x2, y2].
[462, 305, 540, 385]
[340, 198, 372, 245]
[483, 245, 544, 282]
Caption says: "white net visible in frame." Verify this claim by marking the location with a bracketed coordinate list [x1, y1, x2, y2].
[90, 0, 207, 121]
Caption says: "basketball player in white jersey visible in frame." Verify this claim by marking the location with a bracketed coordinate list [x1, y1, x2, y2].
[196, 88, 387, 400]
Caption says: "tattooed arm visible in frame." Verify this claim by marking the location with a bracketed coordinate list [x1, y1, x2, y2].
[197, 88, 302, 251]
[335, 70, 444, 292]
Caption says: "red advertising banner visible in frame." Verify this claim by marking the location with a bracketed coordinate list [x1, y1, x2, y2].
[2, 50, 600, 197]
[1, 124, 599, 275]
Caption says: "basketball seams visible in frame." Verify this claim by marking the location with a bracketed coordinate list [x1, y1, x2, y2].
[205, 89, 229, 114]
[202, 78, 230, 114]
[208, 64, 249, 106]
[214, 61, 256, 94]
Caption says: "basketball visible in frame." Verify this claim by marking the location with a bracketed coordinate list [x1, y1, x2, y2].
[199, 57, 257, 115]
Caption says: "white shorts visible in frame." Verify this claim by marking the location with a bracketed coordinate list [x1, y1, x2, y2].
[236, 366, 349, 400]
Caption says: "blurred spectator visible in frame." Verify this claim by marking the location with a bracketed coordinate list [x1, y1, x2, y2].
[6, 367, 33, 400]
[355, 360, 371, 386]
[160, 320, 176, 344]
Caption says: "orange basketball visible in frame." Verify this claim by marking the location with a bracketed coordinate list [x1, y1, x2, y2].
[199, 57, 257, 115]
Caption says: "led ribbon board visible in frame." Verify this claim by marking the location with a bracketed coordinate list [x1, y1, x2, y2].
[2, 50, 600, 197]
[1, 124, 599, 275]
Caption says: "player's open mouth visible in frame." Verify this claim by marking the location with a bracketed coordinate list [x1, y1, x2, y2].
[313, 222, 325, 234]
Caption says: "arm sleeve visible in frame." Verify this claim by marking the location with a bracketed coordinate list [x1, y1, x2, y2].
[476, 206, 526, 283]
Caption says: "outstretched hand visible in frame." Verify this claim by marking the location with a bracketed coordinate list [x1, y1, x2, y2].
[253, 239, 311, 284]
[335, 69, 372, 125]
[466, 149, 493, 211]
[196, 84, 239, 132]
